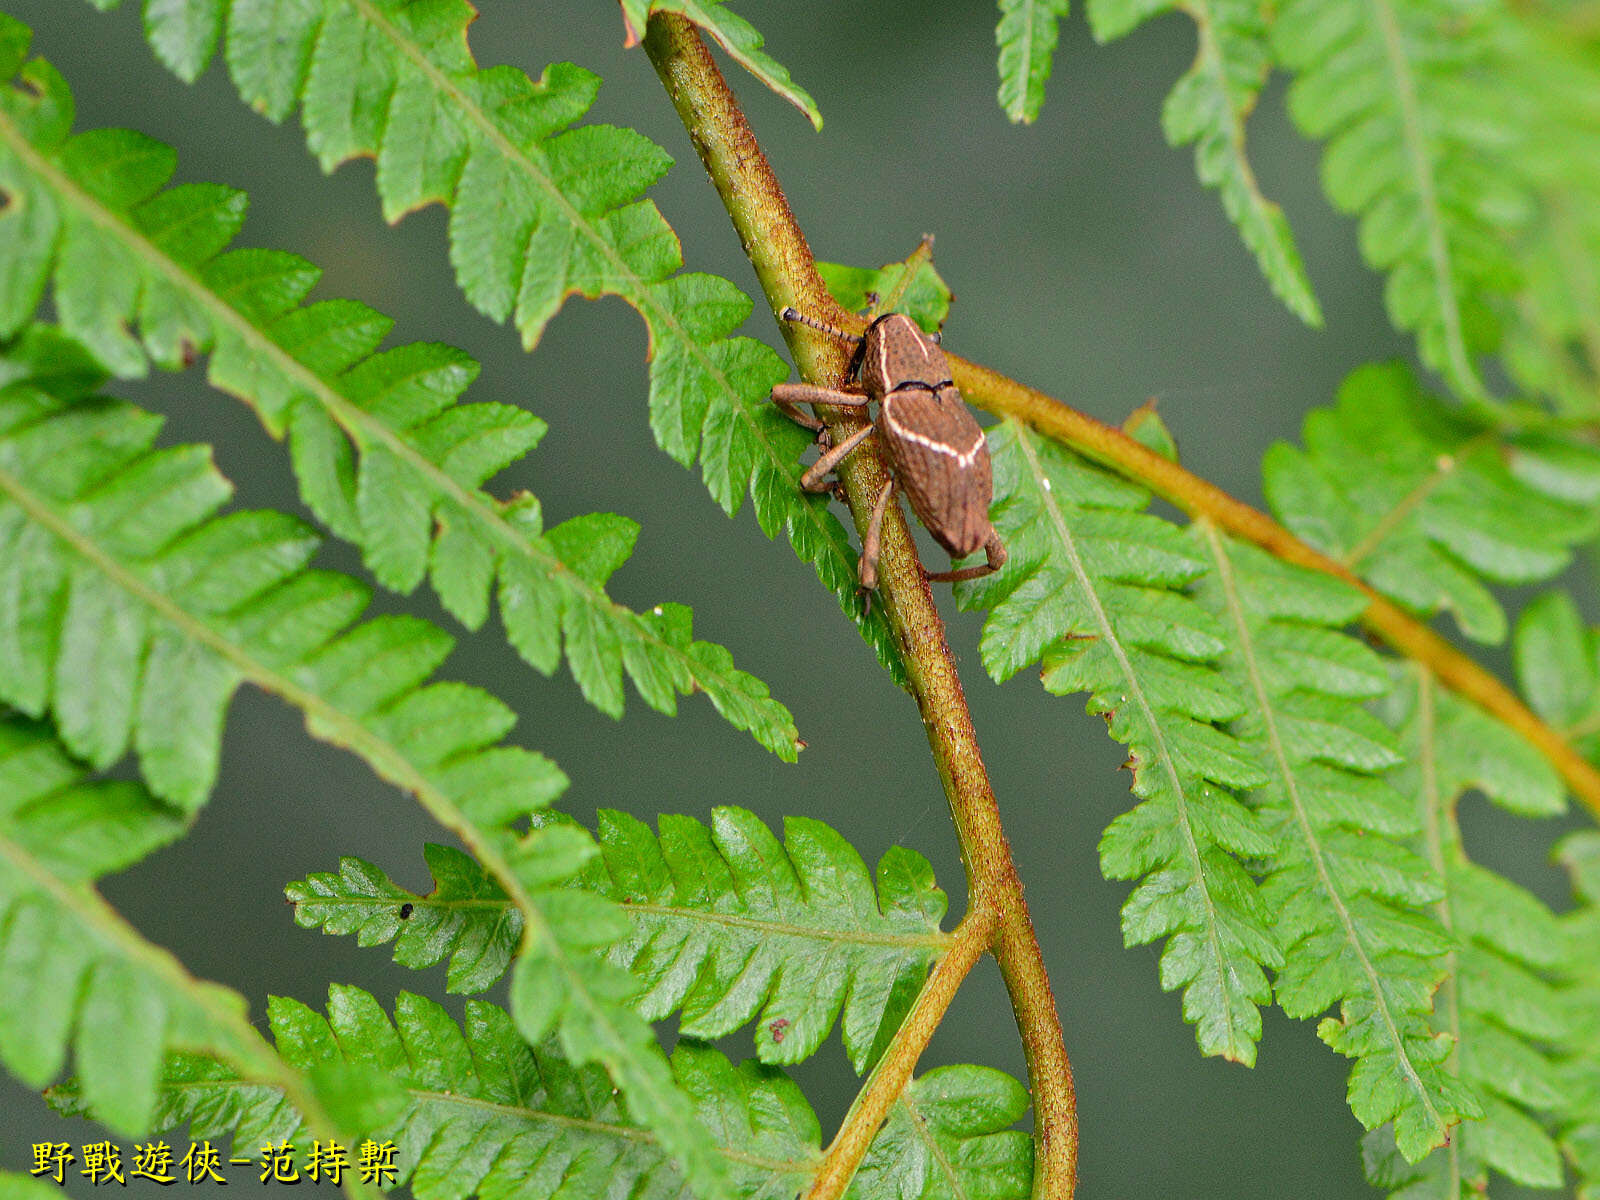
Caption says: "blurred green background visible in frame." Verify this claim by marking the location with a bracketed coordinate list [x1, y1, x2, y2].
[1, 2, 1583, 1197]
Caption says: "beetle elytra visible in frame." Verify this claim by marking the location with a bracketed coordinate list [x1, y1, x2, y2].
[772, 308, 1006, 590]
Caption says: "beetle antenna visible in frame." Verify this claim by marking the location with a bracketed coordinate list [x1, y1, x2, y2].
[780, 307, 863, 345]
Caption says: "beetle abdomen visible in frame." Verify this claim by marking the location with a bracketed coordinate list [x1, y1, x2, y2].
[880, 386, 993, 557]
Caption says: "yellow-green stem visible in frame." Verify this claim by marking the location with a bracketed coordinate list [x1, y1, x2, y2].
[946, 355, 1600, 824]
[640, 15, 1078, 1200]
[807, 912, 996, 1200]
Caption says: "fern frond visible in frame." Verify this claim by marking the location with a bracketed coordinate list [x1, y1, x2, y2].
[1086, 0, 1321, 326]
[995, 0, 1070, 124]
[287, 842, 520, 996]
[1518, 602, 1600, 1193]
[1515, 591, 1600, 764]
[288, 808, 953, 1072]
[51, 986, 1034, 1200]
[1263, 363, 1600, 645]
[1500, 18, 1600, 415]
[1555, 831, 1600, 1197]
[0, 18, 799, 757]
[957, 420, 1280, 1064]
[615, 1, 821, 129]
[817, 257, 952, 334]
[1193, 528, 1472, 1159]
[0, 1172, 63, 1200]
[0, 333, 727, 1194]
[0, 710, 360, 1144]
[1362, 666, 1572, 1189]
[1272, 0, 1527, 398]
[81, 0, 902, 681]
[587, 808, 950, 1071]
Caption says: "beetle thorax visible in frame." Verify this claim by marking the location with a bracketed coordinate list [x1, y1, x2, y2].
[859, 313, 952, 397]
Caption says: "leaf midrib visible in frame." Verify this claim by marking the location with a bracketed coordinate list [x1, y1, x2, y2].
[1415, 668, 1465, 1195]
[625, 899, 953, 950]
[0, 441, 654, 1156]
[1371, 0, 1479, 395]
[1201, 520, 1443, 1136]
[345, 0, 862, 611]
[1011, 423, 1245, 1051]
[165, 1076, 820, 1177]
[0, 105, 791, 754]
[300, 891, 950, 949]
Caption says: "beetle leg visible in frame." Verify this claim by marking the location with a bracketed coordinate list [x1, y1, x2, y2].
[928, 526, 1008, 583]
[799, 421, 876, 492]
[771, 383, 869, 434]
[858, 477, 897, 592]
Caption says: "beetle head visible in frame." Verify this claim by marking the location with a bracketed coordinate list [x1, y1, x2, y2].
[859, 313, 951, 395]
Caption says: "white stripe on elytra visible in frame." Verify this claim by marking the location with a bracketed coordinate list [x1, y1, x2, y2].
[883, 401, 986, 467]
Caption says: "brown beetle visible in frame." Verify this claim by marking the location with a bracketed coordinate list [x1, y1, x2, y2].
[772, 309, 1007, 590]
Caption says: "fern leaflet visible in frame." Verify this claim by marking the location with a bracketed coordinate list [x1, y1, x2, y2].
[0, 329, 728, 1195]
[1194, 528, 1472, 1159]
[585, 808, 950, 1071]
[0, 708, 370, 1151]
[1086, 0, 1321, 326]
[0, 16, 799, 757]
[1555, 830, 1600, 1197]
[1272, 0, 1527, 398]
[83, 0, 902, 681]
[51, 986, 1035, 1200]
[0, 1173, 61, 1200]
[288, 842, 521, 995]
[1500, 17, 1600, 415]
[995, 0, 1070, 124]
[1518, 600, 1600, 1195]
[1364, 667, 1573, 1191]
[288, 808, 953, 1072]
[1263, 363, 1600, 646]
[1516, 592, 1600, 766]
[615, 1, 821, 130]
[958, 419, 1280, 1064]
[817, 258, 952, 334]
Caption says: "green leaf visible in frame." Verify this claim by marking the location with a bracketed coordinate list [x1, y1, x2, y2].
[1361, 667, 1574, 1182]
[1555, 834, 1600, 1199]
[1121, 402, 1178, 462]
[0, 335, 721, 1194]
[1086, 0, 1321, 325]
[588, 808, 951, 1071]
[69, 987, 1033, 1200]
[1498, 22, 1600, 415]
[0, 712, 326, 1142]
[1194, 528, 1471, 1157]
[287, 809, 952, 1073]
[848, 1064, 1033, 1200]
[958, 420, 1280, 1063]
[286, 843, 525, 994]
[1272, 0, 1530, 397]
[0, 23, 802, 758]
[818, 257, 954, 334]
[1263, 364, 1599, 645]
[0, 1173, 67, 1200]
[80, 0, 901, 683]
[636, 2, 822, 131]
[1516, 591, 1600, 764]
[995, 0, 1071, 124]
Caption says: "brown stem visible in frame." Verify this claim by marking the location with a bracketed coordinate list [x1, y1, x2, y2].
[946, 355, 1600, 823]
[641, 15, 1077, 1200]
